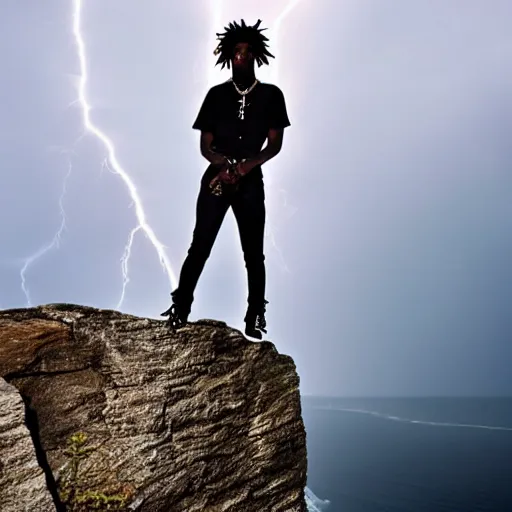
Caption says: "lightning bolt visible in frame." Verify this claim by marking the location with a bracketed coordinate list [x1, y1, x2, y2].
[207, 1, 225, 88]
[272, 0, 303, 49]
[72, 0, 178, 310]
[267, 187, 298, 274]
[266, 0, 302, 275]
[20, 159, 72, 306]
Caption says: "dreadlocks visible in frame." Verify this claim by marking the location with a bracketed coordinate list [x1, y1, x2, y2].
[213, 19, 275, 70]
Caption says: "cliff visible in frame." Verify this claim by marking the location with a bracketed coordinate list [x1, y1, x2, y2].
[0, 304, 307, 512]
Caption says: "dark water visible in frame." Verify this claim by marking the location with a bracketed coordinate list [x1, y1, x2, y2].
[302, 396, 512, 512]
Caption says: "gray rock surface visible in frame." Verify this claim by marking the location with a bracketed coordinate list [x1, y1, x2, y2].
[0, 304, 307, 511]
[0, 377, 56, 511]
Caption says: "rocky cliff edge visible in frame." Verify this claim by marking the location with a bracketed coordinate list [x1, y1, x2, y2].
[0, 304, 307, 512]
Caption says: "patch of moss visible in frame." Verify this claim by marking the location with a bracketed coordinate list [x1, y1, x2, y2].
[57, 432, 135, 511]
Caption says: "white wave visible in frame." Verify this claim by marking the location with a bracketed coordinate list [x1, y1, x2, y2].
[305, 486, 331, 511]
[312, 405, 512, 431]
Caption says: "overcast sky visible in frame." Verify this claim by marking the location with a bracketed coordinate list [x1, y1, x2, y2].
[1, 0, 511, 397]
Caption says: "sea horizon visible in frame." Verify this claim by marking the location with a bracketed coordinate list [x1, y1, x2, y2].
[302, 395, 512, 511]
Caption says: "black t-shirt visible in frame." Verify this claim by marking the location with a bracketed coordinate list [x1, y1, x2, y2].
[192, 80, 290, 181]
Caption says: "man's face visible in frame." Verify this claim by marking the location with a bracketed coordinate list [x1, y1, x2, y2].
[232, 42, 254, 68]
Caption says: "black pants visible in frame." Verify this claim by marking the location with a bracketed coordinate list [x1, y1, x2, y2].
[173, 168, 266, 313]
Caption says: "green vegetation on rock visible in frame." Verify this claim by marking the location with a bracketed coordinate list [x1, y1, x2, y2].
[57, 432, 135, 511]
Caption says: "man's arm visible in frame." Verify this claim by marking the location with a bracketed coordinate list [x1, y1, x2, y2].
[200, 131, 239, 187]
[250, 128, 285, 167]
[200, 131, 228, 166]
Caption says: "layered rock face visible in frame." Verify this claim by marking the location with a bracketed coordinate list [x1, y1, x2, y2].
[0, 304, 307, 512]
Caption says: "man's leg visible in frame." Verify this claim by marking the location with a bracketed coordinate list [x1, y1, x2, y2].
[163, 182, 229, 324]
[231, 181, 267, 338]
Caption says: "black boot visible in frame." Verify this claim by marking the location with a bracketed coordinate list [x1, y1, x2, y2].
[161, 291, 190, 330]
[244, 300, 269, 340]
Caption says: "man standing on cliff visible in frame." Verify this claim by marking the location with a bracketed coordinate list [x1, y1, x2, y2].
[161, 19, 291, 339]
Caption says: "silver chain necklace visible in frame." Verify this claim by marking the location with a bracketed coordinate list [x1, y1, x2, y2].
[230, 78, 259, 120]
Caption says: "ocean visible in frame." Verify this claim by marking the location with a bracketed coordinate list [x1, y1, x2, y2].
[302, 396, 512, 512]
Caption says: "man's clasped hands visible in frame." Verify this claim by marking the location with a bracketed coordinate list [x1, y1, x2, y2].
[208, 154, 257, 189]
